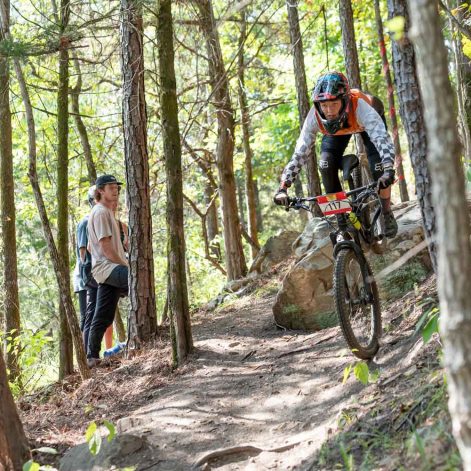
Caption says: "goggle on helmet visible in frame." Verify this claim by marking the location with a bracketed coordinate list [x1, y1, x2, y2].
[312, 72, 351, 134]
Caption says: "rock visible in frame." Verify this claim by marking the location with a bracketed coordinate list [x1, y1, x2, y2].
[272, 200, 433, 331]
[249, 230, 301, 274]
[272, 220, 336, 330]
[292, 217, 332, 259]
[60, 434, 157, 471]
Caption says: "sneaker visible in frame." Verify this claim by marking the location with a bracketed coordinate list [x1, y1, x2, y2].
[87, 357, 101, 368]
[383, 211, 398, 238]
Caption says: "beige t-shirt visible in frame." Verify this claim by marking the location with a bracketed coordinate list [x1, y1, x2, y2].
[87, 203, 128, 284]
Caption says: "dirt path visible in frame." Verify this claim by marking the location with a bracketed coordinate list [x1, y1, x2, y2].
[95, 284, 431, 471]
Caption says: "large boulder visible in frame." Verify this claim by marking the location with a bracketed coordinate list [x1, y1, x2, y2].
[272, 201, 432, 330]
[249, 230, 301, 274]
[272, 219, 336, 330]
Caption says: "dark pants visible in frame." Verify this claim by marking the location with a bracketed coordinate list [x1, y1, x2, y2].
[82, 286, 97, 353]
[87, 265, 128, 359]
[319, 131, 384, 193]
[77, 290, 87, 331]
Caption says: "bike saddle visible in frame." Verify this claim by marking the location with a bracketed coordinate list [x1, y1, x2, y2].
[342, 154, 359, 181]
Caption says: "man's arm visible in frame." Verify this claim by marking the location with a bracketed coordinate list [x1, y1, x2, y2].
[99, 237, 128, 266]
[79, 247, 87, 263]
[280, 106, 319, 187]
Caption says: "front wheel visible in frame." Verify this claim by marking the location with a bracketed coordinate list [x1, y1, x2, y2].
[333, 248, 381, 359]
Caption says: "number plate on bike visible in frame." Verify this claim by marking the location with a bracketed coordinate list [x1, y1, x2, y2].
[316, 192, 352, 215]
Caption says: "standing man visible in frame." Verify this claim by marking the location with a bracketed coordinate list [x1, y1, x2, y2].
[75, 186, 98, 351]
[86, 175, 128, 367]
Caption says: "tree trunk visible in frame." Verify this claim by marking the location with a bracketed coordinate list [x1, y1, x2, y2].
[114, 307, 126, 343]
[373, 0, 410, 202]
[286, 0, 322, 202]
[204, 181, 221, 260]
[57, 0, 73, 380]
[445, 0, 471, 164]
[408, 0, 471, 466]
[254, 180, 263, 232]
[120, 0, 157, 345]
[237, 8, 260, 259]
[71, 54, 97, 184]
[0, 0, 20, 382]
[2, 2, 90, 379]
[387, 0, 437, 271]
[195, 0, 247, 281]
[157, 0, 193, 365]
[236, 172, 246, 228]
[339, 0, 368, 180]
[0, 347, 30, 470]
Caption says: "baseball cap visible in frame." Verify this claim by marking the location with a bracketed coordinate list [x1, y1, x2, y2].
[95, 174, 123, 188]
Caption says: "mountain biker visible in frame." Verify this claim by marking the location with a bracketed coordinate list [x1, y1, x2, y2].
[274, 71, 398, 238]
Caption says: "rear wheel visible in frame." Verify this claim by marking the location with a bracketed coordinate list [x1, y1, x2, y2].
[333, 248, 381, 359]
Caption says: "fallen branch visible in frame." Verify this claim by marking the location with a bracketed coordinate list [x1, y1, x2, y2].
[193, 441, 301, 469]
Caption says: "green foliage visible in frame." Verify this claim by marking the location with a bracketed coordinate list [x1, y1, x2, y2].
[85, 420, 116, 456]
[23, 461, 40, 471]
[3, 328, 54, 396]
[379, 259, 429, 300]
[385, 16, 406, 41]
[343, 361, 379, 385]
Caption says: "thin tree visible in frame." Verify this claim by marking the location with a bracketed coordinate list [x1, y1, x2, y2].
[237, 8, 259, 258]
[408, 0, 471, 466]
[444, 0, 471, 164]
[387, 0, 437, 270]
[70, 53, 97, 184]
[0, 0, 20, 381]
[120, 0, 158, 344]
[0, 1, 90, 380]
[194, 0, 247, 281]
[286, 0, 322, 202]
[338, 0, 369, 181]
[157, 0, 193, 364]
[373, 0, 409, 202]
[0, 347, 30, 470]
[56, 0, 73, 379]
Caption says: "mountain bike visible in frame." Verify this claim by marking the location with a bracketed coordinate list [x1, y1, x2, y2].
[285, 158, 384, 359]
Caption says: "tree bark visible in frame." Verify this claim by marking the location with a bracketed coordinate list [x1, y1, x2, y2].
[387, 0, 437, 271]
[57, 0, 73, 380]
[120, 0, 157, 345]
[157, 0, 193, 365]
[408, 0, 471, 466]
[0, 0, 20, 382]
[237, 8, 260, 259]
[373, 0, 410, 202]
[0, 347, 30, 470]
[445, 0, 471, 164]
[195, 0, 247, 281]
[339, 0, 368, 181]
[254, 180, 263, 232]
[71, 53, 97, 184]
[236, 172, 246, 228]
[1, 0, 90, 379]
[286, 0, 322, 202]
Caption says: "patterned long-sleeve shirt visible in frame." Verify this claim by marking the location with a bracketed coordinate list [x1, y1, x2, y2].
[281, 92, 395, 187]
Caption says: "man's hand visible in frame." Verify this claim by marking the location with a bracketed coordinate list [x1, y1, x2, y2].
[273, 188, 289, 207]
[377, 168, 395, 190]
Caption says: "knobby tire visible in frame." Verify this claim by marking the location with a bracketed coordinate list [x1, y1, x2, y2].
[334, 248, 381, 359]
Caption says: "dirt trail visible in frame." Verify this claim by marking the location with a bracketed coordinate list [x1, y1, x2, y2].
[105, 284, 430, 471]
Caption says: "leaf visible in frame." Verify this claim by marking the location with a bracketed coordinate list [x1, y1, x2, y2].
[463, 37, 471, 59]
[343, 364, 352, 384]
[34, 447, 58, 455]
[85, 422, 97, 442]
[385, 16, 406, 41]
[23, 461, 40, 471]
[103, 420, 116, 443]
[422, 312, 439, 343]
[89, 433, 102, 456]
[354, 362, 369, 385]
[85, 421, 102, 456]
